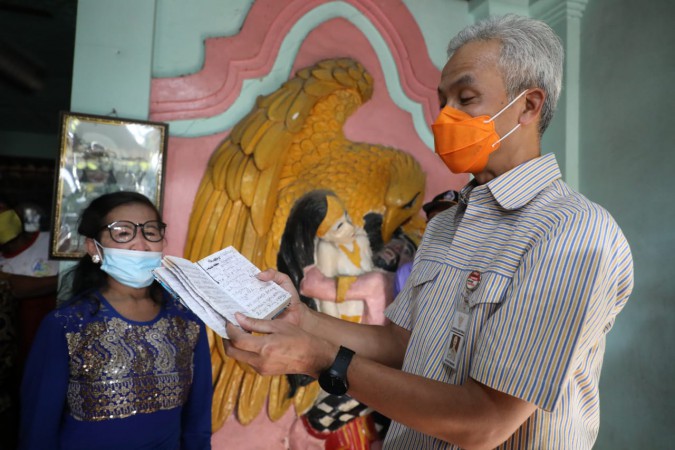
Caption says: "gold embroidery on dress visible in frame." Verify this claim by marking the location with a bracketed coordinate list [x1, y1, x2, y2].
[65, 316, 200, 421]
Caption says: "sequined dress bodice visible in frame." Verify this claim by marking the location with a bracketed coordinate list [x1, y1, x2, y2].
[59, 295, 200, 421]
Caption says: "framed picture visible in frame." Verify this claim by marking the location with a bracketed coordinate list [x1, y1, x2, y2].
[50, 112, 168, 259]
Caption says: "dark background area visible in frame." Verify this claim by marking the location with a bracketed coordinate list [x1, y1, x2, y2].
[0, 0, 77, 224]
[0, 0, 76, 134]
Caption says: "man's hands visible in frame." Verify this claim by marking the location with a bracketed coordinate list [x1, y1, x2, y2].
[224, 267, 409, 378]
[224, 313, 337, 378]
[223, 269, 337, 378]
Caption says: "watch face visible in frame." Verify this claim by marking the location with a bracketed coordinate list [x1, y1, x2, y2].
[319, 369, 348, 396]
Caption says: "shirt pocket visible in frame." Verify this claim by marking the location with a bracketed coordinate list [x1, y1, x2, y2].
[406, 260, 449, 325]
[408, 260, 442, 291]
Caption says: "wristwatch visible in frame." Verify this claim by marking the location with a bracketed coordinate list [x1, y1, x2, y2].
[318, 346, 355, 396]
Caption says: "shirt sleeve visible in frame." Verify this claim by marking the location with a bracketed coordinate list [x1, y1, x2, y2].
[385, 276, 413, 330]
[181, 320, 213, 450]
[19, 312, 69, 450]
[470, 209, 633, 411]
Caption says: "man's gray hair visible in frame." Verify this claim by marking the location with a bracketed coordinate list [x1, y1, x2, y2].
[447, 14, 564, 135]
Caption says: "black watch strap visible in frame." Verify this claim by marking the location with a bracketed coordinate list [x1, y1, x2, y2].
[332, 346, 354, 373]
[318, 346, 355, 396]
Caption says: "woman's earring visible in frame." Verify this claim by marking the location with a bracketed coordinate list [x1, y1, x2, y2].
[91, 254, 101, 264]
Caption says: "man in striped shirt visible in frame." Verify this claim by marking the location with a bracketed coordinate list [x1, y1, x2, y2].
[226, 14, 633, 450]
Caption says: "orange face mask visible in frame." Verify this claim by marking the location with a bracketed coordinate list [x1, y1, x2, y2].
[431, 90, 527, 174]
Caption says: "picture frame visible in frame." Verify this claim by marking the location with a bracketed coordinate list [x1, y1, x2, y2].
[50, 111, 168, 259]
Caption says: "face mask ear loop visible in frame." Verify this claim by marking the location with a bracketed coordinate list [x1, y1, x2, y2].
[94, 240, 104, 261]
[484, 89, 529, 124]
[492, 123, 521, 147]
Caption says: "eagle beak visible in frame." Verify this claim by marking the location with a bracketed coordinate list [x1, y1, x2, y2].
[381, 209, 399, 243]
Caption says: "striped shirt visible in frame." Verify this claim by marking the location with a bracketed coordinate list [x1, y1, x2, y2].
[384, 153, 633, 450]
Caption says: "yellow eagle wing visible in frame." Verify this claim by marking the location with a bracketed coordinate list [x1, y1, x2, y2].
[184, 58, 374, 431]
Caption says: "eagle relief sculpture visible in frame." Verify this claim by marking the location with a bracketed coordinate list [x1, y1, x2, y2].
[184, 58, 426, 448]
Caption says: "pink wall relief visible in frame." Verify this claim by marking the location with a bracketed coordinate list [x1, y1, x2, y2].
[151, 0, 466, 260]
[150, 0, 467, 447]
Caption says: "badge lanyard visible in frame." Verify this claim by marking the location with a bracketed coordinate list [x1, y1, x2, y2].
[444, 270, 481, 370]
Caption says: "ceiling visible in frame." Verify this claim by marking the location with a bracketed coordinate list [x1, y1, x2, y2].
[0, 0, 77, 135]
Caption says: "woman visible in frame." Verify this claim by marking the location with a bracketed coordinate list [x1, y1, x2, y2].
[19, 192, 212, 449]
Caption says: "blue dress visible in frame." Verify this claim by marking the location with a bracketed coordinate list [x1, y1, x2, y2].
[19, 290, 212, 450]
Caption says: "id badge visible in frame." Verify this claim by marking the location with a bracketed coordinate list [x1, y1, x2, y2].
[443, 331, 464, 370]
[445, 307, 471, 368]
[444, 297, 470, 369]
[443, 270, 481, 370]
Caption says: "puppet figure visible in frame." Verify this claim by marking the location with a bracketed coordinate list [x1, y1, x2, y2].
[279, 190, 373, 316]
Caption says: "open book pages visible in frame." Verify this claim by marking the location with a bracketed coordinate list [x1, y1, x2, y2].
[153, 246, 291, 338]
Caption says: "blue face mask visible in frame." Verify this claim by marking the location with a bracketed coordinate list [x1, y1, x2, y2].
[95, 242, 162, 288]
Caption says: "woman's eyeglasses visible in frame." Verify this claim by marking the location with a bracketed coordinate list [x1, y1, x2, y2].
[100, 220, 167, 243]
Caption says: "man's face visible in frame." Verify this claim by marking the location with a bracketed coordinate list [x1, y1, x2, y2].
[437, 39, 524, 178]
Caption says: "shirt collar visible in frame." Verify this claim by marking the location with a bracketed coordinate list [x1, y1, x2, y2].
[484, 153, 562, 210]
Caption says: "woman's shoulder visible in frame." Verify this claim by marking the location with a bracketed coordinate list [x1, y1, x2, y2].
[51, 291, 103, 326]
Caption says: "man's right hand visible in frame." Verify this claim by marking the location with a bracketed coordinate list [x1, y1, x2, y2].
[256, 268, 312, 330]
[223, 308, 338, 379]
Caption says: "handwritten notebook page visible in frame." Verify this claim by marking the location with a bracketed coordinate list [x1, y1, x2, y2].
[196, 246, 291, 320]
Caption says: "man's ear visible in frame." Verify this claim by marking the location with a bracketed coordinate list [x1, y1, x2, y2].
[519, 88, 545, 127]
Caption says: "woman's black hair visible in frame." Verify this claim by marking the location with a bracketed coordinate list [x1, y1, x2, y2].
[276, 189, 333, 309]
[64, 191, 165, 306]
